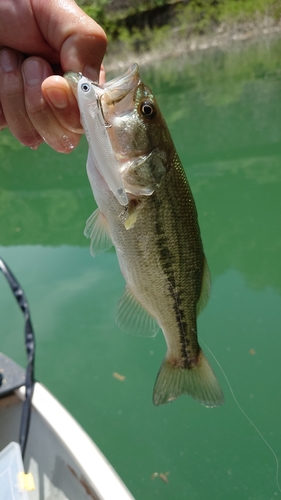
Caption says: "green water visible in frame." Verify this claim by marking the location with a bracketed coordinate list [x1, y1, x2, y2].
[1, 35, 281, 499]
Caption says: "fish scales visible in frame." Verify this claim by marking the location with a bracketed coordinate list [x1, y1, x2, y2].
[147, 155, 203, 364]
[65, 64, 224, 407]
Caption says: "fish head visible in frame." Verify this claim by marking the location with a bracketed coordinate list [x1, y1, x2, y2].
[101, 64, 170, 196]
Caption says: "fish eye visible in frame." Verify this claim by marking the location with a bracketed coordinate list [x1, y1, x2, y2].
[81, 82, 91, 93]
[140, 100, 156, 119]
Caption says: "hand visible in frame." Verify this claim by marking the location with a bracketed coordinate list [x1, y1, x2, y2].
[0, 0, 107, 153]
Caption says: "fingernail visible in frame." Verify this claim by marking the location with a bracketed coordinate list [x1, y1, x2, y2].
[30, 143, 41, 150]
[23, 59, 47, 86]
[83, 65, 99, 83]
[44, 87, 68, 109]
[0, 49, 19, 72]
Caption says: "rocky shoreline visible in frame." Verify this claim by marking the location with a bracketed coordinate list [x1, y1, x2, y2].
[104, 15, 281, 72]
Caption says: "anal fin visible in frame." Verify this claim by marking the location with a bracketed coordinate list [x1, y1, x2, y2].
[116, 286, 159, 337]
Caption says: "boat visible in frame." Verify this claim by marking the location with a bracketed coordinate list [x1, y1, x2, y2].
[0, 258, 135, 500]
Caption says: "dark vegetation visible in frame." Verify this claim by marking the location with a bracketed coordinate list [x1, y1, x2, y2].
[76, 0, 281, 57]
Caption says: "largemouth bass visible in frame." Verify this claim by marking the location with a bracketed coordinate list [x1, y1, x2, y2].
[65, 64, 224, 407]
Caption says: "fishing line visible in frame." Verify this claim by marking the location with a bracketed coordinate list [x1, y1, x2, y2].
[202, 339, 281, 494]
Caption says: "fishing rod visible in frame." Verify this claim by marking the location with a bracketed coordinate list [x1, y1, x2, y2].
[0, 258, 35, 460]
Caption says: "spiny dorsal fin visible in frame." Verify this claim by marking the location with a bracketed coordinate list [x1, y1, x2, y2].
[84, 208, 113, 257]
[197, 257, 211, 316]
[116, 286, 160, 337]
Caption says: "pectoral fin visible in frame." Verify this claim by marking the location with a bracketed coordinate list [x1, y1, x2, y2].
[84, 208, 113, 257]
[116, 286, 159, 337]
[122, 149, 166, 196]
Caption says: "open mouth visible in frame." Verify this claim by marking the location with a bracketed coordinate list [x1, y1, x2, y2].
[102, 64, 140, 103]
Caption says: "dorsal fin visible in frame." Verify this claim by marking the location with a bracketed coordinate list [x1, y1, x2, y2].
[197, 257, 211, 316]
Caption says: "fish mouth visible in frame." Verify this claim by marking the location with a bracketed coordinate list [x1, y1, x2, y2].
[102, 64, 140, 104]
[98, 65, 144, 158]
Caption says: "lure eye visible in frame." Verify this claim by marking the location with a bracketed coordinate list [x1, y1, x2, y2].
[140, 100, 156, 119]
[81, 82, 91, 93]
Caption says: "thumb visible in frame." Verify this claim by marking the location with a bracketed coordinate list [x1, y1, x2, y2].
[33, 0, 107, 81]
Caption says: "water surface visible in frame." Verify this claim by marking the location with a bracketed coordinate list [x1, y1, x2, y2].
[1, 34, 281, 500]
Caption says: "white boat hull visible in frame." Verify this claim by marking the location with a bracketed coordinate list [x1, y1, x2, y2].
[0, 383, 134, 500]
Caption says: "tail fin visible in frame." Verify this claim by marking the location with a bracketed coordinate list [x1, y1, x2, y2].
[153, 350, 224, 407]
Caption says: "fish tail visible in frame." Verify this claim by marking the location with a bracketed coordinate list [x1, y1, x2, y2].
[153, 350, 224, 407]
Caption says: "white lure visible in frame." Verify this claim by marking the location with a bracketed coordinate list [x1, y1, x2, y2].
[77, 76, 128, 207]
